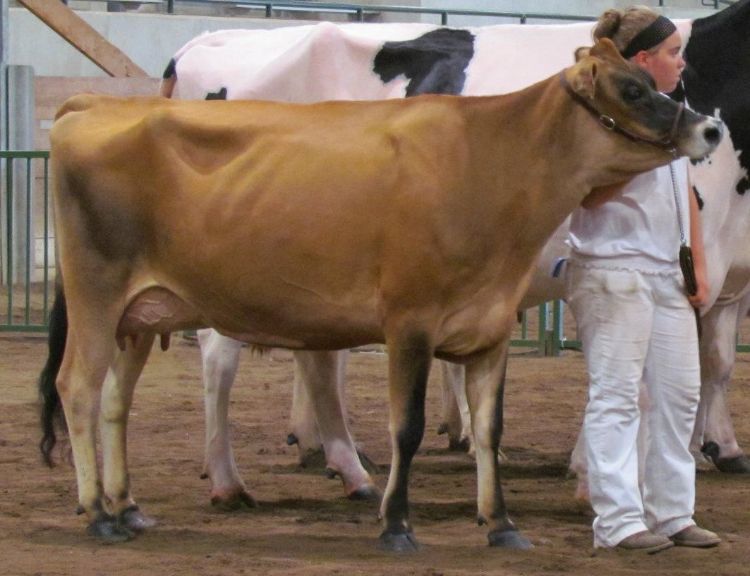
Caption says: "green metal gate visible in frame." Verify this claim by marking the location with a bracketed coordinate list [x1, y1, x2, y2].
[1, 150, 53, 332]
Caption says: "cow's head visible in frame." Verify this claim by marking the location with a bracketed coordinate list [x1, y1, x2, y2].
[565, 38, 722, 161]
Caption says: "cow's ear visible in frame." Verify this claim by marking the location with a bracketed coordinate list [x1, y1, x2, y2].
[574, 46, 591, 62]
[570, 59, 597, 100]
[589, 38, 625, 64]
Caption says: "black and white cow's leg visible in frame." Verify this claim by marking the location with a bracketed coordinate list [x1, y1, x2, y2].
[465, 340, 531, 549]
[378, 333, 432, 552]
[695, 301, 750, 473]
[437, 361, 473, 452]
[100, 333, 158, 534]
[295, 350, 381, 501]
[197, 329, 256, 509]
[288, 352, 325, 464]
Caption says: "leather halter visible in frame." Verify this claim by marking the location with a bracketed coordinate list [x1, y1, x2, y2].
[559, 71, 683, 158]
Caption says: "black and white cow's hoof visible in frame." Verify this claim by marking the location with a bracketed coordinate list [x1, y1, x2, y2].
[378, 530, 420, 552]
[715, 455, 750, 474]
[447, 436, 472, 453]
[120, 506, 158, 533]
[87, 514, 133, 543]
[347, 484, 382, 502]
[210, 489, 258, 510]
[487, 528, 533, 549]
[701, 442, 750, 474]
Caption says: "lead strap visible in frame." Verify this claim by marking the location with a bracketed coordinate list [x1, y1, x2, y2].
[669, 161, 687, 246]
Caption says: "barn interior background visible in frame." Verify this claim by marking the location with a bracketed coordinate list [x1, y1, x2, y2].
[0, 0, 737, 348]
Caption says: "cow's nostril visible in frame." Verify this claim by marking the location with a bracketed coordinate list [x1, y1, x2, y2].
[704, 124, 722, 145]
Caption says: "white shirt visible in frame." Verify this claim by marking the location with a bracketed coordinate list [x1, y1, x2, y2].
[567, 158, 690, 272]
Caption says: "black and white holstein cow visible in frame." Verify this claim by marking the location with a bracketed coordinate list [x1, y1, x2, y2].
[157, 1, 750, 509]
[40, 39, 720, 549]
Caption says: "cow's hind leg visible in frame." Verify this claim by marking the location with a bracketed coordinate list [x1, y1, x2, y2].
[288, 354, 324, 463]
[295, 350, 380, 501]
[100, 333, 158, 536]
[437, 361, 473, 452]
[378, 333, 432, 552]
[56, 315, 124, 541]
[197, 329, 256, 509]
[466, 342, 531, 549]
[695, 301, 750, 473]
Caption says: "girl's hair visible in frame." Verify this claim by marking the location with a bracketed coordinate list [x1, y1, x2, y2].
[592, 6, 661, 54]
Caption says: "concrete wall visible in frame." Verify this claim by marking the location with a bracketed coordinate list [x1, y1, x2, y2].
[8, 8, 320, 78]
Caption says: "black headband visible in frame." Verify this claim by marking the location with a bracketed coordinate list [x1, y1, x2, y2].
[621, 15, 677, 59]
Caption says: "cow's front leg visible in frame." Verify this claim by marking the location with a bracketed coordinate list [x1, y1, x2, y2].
[100, 333, 158, 535]
[465, 341, 531, 549]
[197, 329, 256, 509]
[295, 350, 380, 501]
[378, 334, 432, 552]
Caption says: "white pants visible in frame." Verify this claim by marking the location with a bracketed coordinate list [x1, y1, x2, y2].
[566, 263, 700, 548]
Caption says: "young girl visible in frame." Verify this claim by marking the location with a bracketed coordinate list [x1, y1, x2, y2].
[566, 6, 721, 553]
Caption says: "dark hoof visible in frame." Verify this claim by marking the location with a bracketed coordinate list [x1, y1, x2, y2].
[347, 484, 382, 502]
[716, 455, 750, 474]
[286, 433, 299, 446]
[488, 529, 533, 549]
[437, 423, 449, 435]
[378, 530, 420, 552]
[87, 515, 133, 543]
[701, 442, 750, 474]
[210, 490, 258, 510]
[448, 437, 471, 453]
[120, 506, 157, 533]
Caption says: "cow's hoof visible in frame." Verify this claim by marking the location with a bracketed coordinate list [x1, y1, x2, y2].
[448, 436, 471, 453]
[210, 489, 258, 510]
[347, 483, 382, 502]
[715, 455, 750, 474]
[87, 515, 133, 543]
[701, 442, 750, 474]
[488, 529, 533, 549]
[120, 506, 157, 533]
[378, 530, 420, 552]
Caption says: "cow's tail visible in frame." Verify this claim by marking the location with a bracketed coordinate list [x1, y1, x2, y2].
[159, 58, 177, 98]
[39, 283, 68, 467]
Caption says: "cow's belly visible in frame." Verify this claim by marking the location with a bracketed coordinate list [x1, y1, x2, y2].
[120, 276, 385, 350]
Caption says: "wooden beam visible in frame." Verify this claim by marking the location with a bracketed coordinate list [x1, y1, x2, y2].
[16, 0, 148, 78]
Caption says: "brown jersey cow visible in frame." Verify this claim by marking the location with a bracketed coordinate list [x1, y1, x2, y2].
[44, 39, 720, 549]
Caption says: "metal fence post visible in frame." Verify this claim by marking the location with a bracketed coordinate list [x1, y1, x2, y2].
[4, 65, 34, 285]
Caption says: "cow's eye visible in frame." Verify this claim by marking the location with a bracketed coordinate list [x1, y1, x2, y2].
[624, 84, 643, 101]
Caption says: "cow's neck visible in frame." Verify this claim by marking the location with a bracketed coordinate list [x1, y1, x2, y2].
[458, 73, 676, 274]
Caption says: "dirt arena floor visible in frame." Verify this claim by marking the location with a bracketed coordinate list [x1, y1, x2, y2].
[2, 333, 750, 576]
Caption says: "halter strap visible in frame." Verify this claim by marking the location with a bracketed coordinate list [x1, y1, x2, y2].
[559, 71, 682, 157]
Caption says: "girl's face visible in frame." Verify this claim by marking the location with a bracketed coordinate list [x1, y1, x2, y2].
[634, 30, 686, 93]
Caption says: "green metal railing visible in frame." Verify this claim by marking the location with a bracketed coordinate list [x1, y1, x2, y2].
[1, 150, 53, 332]
[209, 1, 598, 25]
[157, 0, 731, 22]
